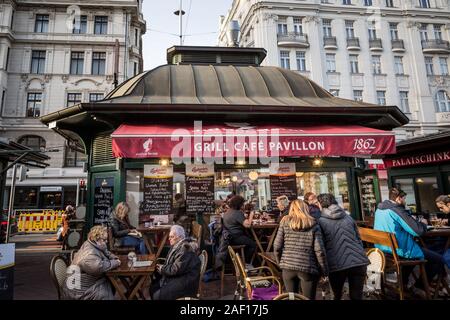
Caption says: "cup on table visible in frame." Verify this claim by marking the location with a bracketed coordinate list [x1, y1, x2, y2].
[127, 251, 137, 267]
[144, 222, 150, 228]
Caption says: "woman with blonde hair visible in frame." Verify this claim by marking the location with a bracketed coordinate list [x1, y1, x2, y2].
[62, 225, 120, 300]
[273, 199, 328, 299]
[110, 202, 147, 254]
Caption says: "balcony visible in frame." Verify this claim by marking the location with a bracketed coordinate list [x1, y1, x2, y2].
[391, 39, 405, 53]
[369, 38, 383, 51]
[346, 37, 360, 50]
[421, 39, 450, 54]
[323, 36, 338, 49]
[277, 32, 310, 48]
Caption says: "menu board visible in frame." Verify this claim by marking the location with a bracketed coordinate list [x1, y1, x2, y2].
[358, 174, 379, 219]
[269, 163, 298, 208]
[0, 244, 15, 300]
[142, 165, 173, 224]
[93, 177, 114, 225]
[185, 164, 215, 216]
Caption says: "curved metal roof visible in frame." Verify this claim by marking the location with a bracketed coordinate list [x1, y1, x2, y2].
[103, 64, 369, 108]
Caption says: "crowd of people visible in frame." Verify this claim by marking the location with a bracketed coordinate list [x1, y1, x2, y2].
[60, 189, 450, 300]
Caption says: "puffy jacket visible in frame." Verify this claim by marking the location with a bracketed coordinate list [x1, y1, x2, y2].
[110, 217, 135, 238]
[374, 200, 427, 259]
[319, 204, 369, 273]
[273, 219, 328, 276]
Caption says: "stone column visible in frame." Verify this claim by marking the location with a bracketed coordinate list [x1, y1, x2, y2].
[304, 15, 324, 85]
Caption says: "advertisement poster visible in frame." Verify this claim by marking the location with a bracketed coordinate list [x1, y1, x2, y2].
[185, 164, 215, 216]
[142, 165, 173, 224]
[0, 243, 15, 300]
[269, 163, 298, 208]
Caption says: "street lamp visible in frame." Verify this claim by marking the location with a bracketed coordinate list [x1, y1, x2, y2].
[174, 0, 186, 45]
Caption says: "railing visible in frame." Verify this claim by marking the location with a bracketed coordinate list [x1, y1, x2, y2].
[323, 36, 337, 48]
[421, 39, 450, 52]
[346, 37, 360, 49]
[16, 209, 64, 233]
[277, 32, 309, 46]
[369, 38, 383, 50]
[391, 39, 405, 51]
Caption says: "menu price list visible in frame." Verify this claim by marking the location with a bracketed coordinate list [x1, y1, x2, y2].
[143, 178, 173, 216]
[93, 178, 114, 225]
[186, 175, 214, 216]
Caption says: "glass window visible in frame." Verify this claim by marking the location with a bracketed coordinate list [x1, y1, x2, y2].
[293, 18, 303, 34]
[277, 23, 287, 35]
[94, 16, 108, 34]
[280, 50, 290, 69]
[435, 90, 450, 113]
[296, 51, 306, 71]
[420, 25, 428, 41]
[14, 187, 38, 208]
[67, 93, 82, 107]
[18, 135, 46, 151]
[322, 19, 332, 37]
[393, 178, 417, 213]
[330, 89, 339, 97]
[5, 47, 10, 71]
[389, 23, 398, 40]
[419, 0, 430, 8]
[433, 24, 442, 40]
[439, 57, 449, 76]
[70, 52, 84, 75]
[342, 0, 352, 5]
[349, 54, 359, 73]
[353, 90, 363, 102]
[364, 0, 373, 6]
[64, 139, 87, 167]
[326, 53, 336, 72]
[425, 56, 434, 75]
[34, 14, 49, 33]
[296, 171, 351, 213]
[399, 91, 410, 113]
[394, 56, 404, 75]
[92, 52, 106, 75]
[372, 55, 382, 74]
[386, 0, 394, 7]
[377, 91, 386, 105]
[26, 92, 41, 117]
[89, 93, 104, 102]
[73, 15, 87, 34]
[415, 177, 440, 214]
[368, 22, 377, 40]
[40, 191, 62, 209]
[345, 20, 355, 38]
[31, 50, 46, 74]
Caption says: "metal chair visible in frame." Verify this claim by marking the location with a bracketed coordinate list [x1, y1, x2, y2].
[49, 255, 69, 300]
[273, 292, 309, 300]
[197, 250, 208, 299]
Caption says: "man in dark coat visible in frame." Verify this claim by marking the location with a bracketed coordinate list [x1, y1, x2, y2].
[150, 225, 201, 300]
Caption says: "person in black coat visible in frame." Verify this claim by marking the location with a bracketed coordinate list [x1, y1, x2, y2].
[304, 192, 322, 220]
[150, 225, 201, 300]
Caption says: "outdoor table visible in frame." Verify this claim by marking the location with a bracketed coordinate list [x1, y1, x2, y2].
[137, 225, 171, 259]
[421, 227, 450, 299]
[106, 254, 156, 300]
[250, 222, 279, 256]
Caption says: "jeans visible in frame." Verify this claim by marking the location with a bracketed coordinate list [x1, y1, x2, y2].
[229, 234, 256, 264]
[282, 269, 319, 300]
[121, 236, 148, 254]
[329, 265, 367, 300]
[402, 248, 445, 289]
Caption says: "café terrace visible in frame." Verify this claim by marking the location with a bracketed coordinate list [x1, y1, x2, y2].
[41, 45, 408, 229]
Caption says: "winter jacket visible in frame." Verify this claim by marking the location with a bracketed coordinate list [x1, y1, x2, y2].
[273, 218, 328, 276]
[319, 204, 369, 273]
[62, 240, 120, 300]
[110, 217, 135, 238]
[153, 239, 201, 300]
[308, 204, 322, 220]
[374, 200, 427, 259]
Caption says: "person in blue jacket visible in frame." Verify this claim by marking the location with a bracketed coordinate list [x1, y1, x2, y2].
[374, 188, 445, 293]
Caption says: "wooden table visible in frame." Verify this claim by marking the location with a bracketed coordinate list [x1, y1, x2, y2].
[137, 225, 171, 259]
[250, 222, 279, 257]
[421, 227, 450, 299]
[106, 254, 156, 300]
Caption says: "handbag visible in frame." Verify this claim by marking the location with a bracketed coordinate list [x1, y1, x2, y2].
[251, 283, 279, 300]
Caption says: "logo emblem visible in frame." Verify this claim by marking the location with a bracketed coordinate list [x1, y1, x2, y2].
[143, 138, 153, 152]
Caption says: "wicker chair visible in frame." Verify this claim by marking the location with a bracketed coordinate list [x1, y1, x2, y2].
[364, 248, 386, 299]
[273, 292, 309, 300]
[49, 255, 69, 300]
[197, 250, 208, 299]
[191, 221, 203, 249]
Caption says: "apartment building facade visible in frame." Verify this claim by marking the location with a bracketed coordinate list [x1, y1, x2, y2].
[0, 0, 146, 209]
[218, 0, 450, 141]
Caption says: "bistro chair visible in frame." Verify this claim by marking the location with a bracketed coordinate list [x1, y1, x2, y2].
[107, 226, 134, 254]
[234, 250, 282, 300]
[177, 297, 199, 300]
[69, 249, 78, 263]
[220, 245, 245, 298]
[49, 255, 69, 300]
[358, 227, 431, 300]
[363, 248, 386, 299]
[273, 292, 309, 300]
[191, 221, 203, 249]
[197, 250, 208, 299]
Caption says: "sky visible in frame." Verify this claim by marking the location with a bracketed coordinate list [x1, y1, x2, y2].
[142, 0, 234, 70]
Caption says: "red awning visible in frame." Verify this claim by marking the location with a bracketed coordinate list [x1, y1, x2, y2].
[111, 123, 396, 159]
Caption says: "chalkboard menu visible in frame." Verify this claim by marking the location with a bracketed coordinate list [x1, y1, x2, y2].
[358, 174, 379, 219]
[0, 244, 15, 300]
[93, 177, 114, 225]
[186, 164, 215, 216]
[142, 165, 173, 224]
[269, 163, 298, 207]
